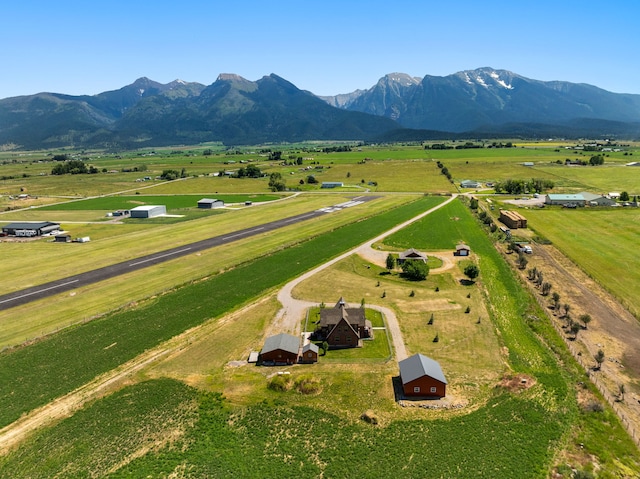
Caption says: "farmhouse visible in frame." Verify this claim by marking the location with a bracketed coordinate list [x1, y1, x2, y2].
[454, 244, 470, 256]
[499, 210, 527, 229]
[300, 343, 319, 364]
[129, 205, 167, 218]
[314, 297, 372, 349]
[260, 333, 300, 365]
[1, 221, 61, 237]
[197, 198, 225, 209]
[398, 248, 428, 264]
[321, 182, 344, 188]
[460, 180, 481, 188]
[399, 353, 447, 399]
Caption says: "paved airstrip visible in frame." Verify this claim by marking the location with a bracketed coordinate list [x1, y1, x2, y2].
[0, 196, 375, 310]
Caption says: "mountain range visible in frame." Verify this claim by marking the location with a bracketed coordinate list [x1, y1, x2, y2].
[2, 68, 640, 149]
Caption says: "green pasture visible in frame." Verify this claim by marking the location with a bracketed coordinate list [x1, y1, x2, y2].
[35, 193, 282, 211]
[2, 199, 638, 476]
[0, 194, 399, 296]
[0, 195, 418, 346]
[533, 164, 640, 193]
[0, 196, 435, 428]
[525, 207, 640, 319]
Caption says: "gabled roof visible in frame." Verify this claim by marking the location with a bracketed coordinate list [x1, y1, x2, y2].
[399, 353, 447, 385]
[260, 333, 299, 355]
[197, 198, 220, 203]
[327, 317, 359, 339]
[302, 343, 319, 354]
[399, 248, 427, 260]
[319, 299, 366, 329]
[456, 244, 470, 251]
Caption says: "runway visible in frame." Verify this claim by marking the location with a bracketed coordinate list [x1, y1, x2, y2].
[0, 196, 377, 311]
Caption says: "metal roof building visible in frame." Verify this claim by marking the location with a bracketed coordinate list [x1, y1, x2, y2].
[197, 198, 225, 209]
[129, 205, 167, 218]
[399, 353, 447, 398]
[260, 333, 300, 364]
[2, 221, 61, 237]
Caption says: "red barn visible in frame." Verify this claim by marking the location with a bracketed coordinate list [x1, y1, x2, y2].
[399, 353, 447, 398]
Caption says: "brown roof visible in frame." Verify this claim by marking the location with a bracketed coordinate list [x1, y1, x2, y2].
[319, 302, 366, 329]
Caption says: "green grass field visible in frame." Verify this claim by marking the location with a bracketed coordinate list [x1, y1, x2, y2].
[1, 143, 639, 478]
[36, 193, 282, 211]
[525, 207, 640, 318]
[2, 199, 638, 477]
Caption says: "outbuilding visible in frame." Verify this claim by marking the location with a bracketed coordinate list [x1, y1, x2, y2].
[197, 198, 225, 209]
[460, 180, 481, 188]
[454, 244, 470, 256]
[1, 221, 61, 237]
[398, 248, 428, 264]
[260, 333, 300, 365]
[129, 205, 167, 218]
[321, 182, 344, 188]
[55, 234, 72, 243]
[545, 194, 586, 207]
[399, 353, 447, 398]
[300, 343, 319, 363]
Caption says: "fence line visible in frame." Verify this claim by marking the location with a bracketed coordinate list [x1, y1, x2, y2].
[528, 279, 639, 446]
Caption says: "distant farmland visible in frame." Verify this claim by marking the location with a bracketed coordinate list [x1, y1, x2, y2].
[37, 194, 282, 211]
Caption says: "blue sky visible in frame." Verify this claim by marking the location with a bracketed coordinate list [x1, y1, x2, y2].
[2, 0, 639, 99]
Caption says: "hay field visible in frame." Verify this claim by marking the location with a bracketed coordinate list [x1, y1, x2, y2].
[525, 207, 640, 318]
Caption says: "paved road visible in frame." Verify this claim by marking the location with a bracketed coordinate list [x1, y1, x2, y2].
[0, 196, 378, 311]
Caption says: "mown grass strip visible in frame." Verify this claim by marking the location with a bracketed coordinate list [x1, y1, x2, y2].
[0, 196, 441, 428]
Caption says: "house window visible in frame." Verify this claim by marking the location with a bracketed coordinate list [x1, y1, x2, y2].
[413, 387, 420, 393]
[430, 387, 437, 393]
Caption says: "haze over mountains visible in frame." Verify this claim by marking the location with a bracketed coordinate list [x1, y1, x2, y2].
[2, 67, 639, 149]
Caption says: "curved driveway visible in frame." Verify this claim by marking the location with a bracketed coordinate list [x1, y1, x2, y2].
[272, 195, 458, 361]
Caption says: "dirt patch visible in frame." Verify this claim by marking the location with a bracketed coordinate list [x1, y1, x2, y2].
[498, 373, 536, 393]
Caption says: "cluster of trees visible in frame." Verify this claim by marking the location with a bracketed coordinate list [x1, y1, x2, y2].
[234, 165, 263, 178]
[425, 143, 453, 150]
[159, 168, 187, 180]
[51, 160, 98, 175]
[321, 145, 352, 153]
[268, 172, 286, 191]
[493, 178, 554, 195]
[589, 155, 605, 165]
[487, 142, 515, 148]
[436, 161, 452, 182]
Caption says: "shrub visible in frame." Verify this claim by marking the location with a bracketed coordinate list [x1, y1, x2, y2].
[295, 375, 321, 395]
[268, 375, 293, 392]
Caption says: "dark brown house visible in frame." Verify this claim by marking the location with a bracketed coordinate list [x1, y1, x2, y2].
[260, 333, 300, 365]
[397, 248, 428, 264]
[399, 353, 447, 398]
[314, 298, 372, 348]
